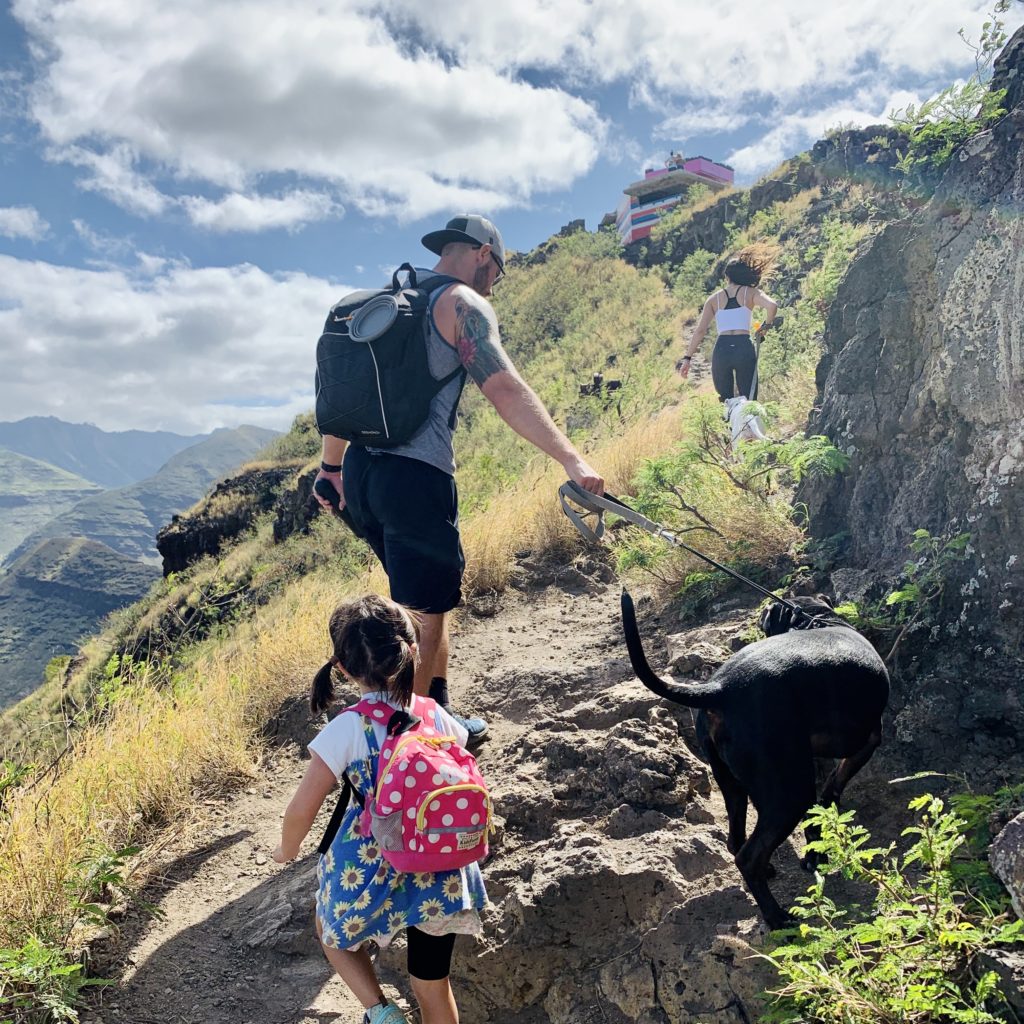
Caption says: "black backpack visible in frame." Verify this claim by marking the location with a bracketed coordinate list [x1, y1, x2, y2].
[314, 264, 464, 445]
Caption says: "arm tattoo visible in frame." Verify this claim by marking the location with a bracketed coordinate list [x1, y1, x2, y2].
[454, 296, 511, 387]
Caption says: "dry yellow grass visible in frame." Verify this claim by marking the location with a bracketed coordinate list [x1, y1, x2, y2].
[0, 408, 693, 949]
[0, 567, 380, 945]
[460, 407, 688, 593]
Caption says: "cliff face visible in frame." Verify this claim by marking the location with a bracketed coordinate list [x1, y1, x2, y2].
[156, 463, 303, 575]
[800, 26, 1024, 775]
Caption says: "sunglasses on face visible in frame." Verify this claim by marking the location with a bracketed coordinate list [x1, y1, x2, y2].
[472, 245, 504, 284]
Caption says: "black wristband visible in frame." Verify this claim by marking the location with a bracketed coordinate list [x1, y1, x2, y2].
[320, 461, 342, 473]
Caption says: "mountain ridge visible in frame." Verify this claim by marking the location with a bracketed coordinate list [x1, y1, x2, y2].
[0, 415, 206, 488]
[0, 449, 102, 562]
[0, 537, 160, 709]
[3, 424, 279, 567]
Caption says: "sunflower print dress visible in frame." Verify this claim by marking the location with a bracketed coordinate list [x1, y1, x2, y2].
[315, 714, 487, 951]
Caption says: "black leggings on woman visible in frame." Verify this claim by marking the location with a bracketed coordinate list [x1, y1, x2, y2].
[711, 335, 757, 401]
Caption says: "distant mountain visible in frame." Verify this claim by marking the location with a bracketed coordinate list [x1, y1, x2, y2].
[0, 416, 206, 488]
[3, 425, 280, 567]
[0, 451, 102, 562]
[0, 538, 160, 710]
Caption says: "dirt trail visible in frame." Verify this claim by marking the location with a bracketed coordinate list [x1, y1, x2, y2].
[83, 558, 809, 1024]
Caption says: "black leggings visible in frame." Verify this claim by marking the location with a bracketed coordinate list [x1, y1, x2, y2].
[407, 927, 456, 981]
[711, 335, 757, 401]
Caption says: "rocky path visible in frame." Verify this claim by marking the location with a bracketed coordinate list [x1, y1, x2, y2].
[84, 557, 808, 1024]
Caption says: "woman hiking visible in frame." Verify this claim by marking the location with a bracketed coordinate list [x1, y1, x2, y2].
[677, 245, 778, 403]
[272, 594, 487, 1024]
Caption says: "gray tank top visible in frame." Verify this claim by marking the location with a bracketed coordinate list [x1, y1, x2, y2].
[366, 268, 464, 476]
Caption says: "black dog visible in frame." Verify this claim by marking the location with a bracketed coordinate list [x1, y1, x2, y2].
[621, 591, 889, 928]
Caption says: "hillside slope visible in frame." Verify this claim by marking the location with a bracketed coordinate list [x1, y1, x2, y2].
[0, 426, 278, 708]
[0, 450, 101, 562]
[0, 538, 159, 709]
[4, 425, 279, 567]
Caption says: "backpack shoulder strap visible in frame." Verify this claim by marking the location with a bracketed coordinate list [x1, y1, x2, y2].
[317, 703, 377, 855]
[412, 277, 468, 406]
[411, 695, 452, 736]
[317, 771, 357, 854]
[422, 272, 461, 296]
[392, 266, 461, 298]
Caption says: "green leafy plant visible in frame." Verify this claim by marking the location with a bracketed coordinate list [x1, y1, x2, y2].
[889, 2, 1010, 179]
[763, 795, 1023, 1023]
[0, 843, 144, 1023]
[947, 782, 1024, 903]
[891, 83, 1007, 177]
[837, 529, 971, 662]
[0, 936, 100, 1023]
[951, 783, 1024, 852]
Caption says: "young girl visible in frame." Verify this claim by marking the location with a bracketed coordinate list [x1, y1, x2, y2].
[272, 594, 487, 1024]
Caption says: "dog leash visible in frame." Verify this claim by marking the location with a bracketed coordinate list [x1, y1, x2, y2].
[558, 481, 808, 618]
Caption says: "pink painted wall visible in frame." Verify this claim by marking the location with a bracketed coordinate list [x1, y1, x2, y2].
[684, 157, 734, 183]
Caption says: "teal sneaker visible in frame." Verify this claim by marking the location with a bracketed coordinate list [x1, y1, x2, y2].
[364, 1001, 407, 1024]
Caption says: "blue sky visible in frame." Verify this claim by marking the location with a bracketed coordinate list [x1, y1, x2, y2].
[1, 0, 1019, 435]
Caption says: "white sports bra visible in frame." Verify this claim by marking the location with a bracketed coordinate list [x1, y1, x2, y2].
[714, 287, 752, 333]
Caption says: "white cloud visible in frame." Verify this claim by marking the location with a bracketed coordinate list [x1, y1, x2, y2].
[656, 106, 757, 142]
[384, 0, 1003, 100]
[182, 190, 344, 233]
[15, 0, 606, 222]
[56, 143, 171, 216]
[0, 253, 344, 433]
[12, 0, 1018, 222]
[0, 206, 49, 241]
[71, 219, 135, 262]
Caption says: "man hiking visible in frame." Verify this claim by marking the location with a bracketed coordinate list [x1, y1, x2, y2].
[315, 214, 604, 745]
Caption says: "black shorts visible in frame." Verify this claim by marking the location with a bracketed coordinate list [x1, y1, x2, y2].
[342, 447, 464, 615]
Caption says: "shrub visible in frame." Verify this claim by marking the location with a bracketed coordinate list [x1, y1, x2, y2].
[671, 248, 716, 311]
[610, 397, 847, 597]
[889, 2, 1011, 181]
[834, 529, 971, 663]
[0, 843, 142, 1023]
[763, 795, 1023, 1024]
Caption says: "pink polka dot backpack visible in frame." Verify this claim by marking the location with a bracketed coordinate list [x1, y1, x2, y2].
[354, 695, 492, 872]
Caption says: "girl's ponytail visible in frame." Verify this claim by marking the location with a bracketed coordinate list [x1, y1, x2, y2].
[311, 660, 336, 714]
[390, 638, 415, 708]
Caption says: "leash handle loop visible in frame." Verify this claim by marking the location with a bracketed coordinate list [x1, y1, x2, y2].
[558, 481, 804, 616]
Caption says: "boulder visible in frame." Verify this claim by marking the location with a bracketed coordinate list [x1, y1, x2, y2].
[990, 811, 1024, 919]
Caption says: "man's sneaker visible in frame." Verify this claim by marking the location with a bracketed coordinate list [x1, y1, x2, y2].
[364, 1001, 407, 1024]
[429, 677, 488, 749]
[450, 710, 489, 749]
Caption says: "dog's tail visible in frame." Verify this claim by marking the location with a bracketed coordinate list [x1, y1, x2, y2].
[621, 589, 724, 709]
